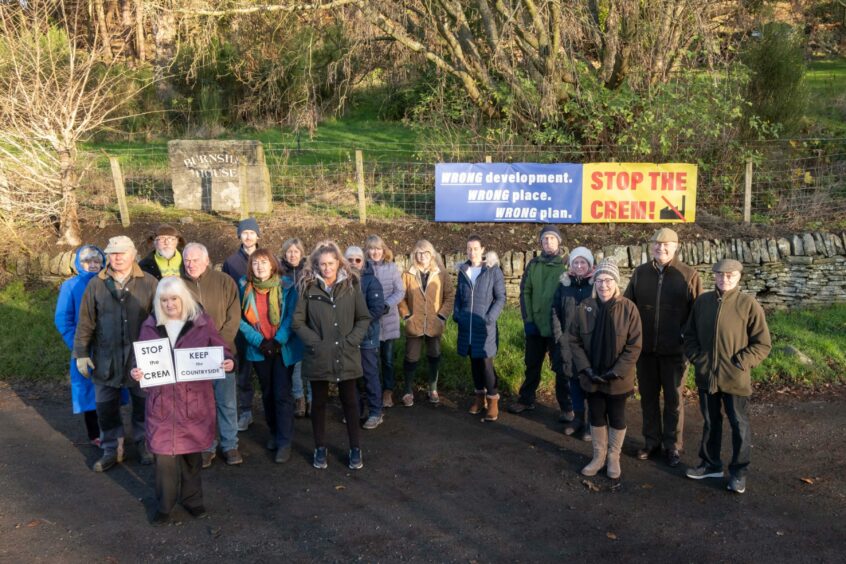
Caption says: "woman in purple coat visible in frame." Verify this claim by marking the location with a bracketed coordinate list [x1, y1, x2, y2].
[131, 277, 234, 526]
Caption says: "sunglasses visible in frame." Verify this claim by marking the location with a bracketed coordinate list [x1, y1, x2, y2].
[348, 257, 364, 264]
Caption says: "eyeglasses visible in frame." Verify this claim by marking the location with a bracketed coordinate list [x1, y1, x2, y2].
[415, 251, 431, 257]
[594, 277, 616, 286]
[348, 257, 363, 264]
[156, 236, 177, 244]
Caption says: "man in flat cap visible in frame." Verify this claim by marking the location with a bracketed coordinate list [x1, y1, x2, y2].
[139, 224, 185, 280]
[74, 235, 158, 472]
[683, 259, 771, 494]
[624, 227, 702, 467]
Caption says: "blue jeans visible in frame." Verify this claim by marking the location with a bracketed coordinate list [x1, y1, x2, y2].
[698, 389, 751, 478]
[358, 347, 383, 417]
[291, 361, 311, 402]
[254, 356, 294, 449]
[379, 339, 396, 391]
[207, 371, 238, 453]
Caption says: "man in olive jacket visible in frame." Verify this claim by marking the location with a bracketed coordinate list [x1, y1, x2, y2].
[624, 228, 702, 467]
[683, 259, 771, 494]
[509, 225, 570, 419]
[74, 236, 158, 472]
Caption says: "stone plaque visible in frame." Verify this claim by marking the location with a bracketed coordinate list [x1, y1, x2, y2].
[168, 140, 272, 213]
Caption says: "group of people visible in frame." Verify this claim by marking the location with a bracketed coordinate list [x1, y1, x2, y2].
[54, 219, 771, 525]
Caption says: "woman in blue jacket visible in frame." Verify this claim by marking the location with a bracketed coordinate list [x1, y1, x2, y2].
[238, 249, 303, 464]
[454, 236, 506, 421]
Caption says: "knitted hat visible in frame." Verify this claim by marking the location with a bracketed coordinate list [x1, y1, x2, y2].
[713, 259, 743, 273]
[344, 246, 365, 259]
[650, 227, 679, 243]
[237, 217, 260, 238]
[592, 258, 620, 285]
[538, 225, 562, 243]
[104, 235, 136, 254]
[568, 246, 595, 268]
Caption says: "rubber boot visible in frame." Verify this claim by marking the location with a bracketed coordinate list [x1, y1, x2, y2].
[403, 360, 418, 395]
[581, 425, 608, 477]
[484, 394, 500, 422]
[606, 427, 627, 479]
[469, 390, 486, 415]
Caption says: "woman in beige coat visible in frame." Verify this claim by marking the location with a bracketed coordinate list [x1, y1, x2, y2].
[398, 240, 455, 406]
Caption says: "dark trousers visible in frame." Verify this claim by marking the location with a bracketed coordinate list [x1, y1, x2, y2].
[520, 334, 570, 411]
[587, 392, 627, 430]
[94, 383, 146, 452]
[637, 353, 687, 451]
[698, 389, 751, 478]
[83, 410, 100, 441]
[236, 340, 255, 412]
[379, 339, 396, 391]
[254, 355, 294, 449]
[358, 347, 383, 417]
[470, 356, 498, 396]
[311, 380, 360, 450]
[155, 452, 203, 515]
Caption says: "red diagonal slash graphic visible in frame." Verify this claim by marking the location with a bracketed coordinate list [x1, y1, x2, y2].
[661, 196, 686, 222]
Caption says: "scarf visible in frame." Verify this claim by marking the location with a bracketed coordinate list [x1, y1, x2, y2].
[242, 276, 282, 330]
[590, 296, 619, 374]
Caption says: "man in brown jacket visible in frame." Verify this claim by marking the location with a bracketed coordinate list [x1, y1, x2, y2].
[624, 227, 702, 467]
[181, 242, 243, 467]
[74, 236, 158, 472]
[683, 259, 771, 494]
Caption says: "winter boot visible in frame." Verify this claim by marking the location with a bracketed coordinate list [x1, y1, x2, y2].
[469, 391, 486, 415]
[483, 394, 500, 422]
[606, 427, 627, 479]
[581, 425, 608, 477]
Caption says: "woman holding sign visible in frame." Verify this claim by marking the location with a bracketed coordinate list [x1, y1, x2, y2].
[131, 277, 234, 526]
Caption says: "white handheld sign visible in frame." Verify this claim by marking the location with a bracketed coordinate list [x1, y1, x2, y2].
[174, 346, 226, 382]
[133, 338, 177, 389]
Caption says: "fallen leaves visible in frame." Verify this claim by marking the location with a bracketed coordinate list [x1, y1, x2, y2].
[606, 532, 618, 540]
[581, 479, 600, 492]
[799, 477, 815, 485]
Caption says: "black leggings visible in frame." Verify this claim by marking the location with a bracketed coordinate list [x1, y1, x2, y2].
[587, 392, 627, 430]
[83, 409, 100, 441]
[470, 357, 498, 396]
[310, 380, 360, 450]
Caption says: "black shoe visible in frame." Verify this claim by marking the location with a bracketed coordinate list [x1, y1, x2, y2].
[137, 441, 154, 465]
[93, 452, 118, 472]
[266, 437, 277, 451]
[507, 401, 535, 414]
[151, 511, 171, 526]
[636, 446, 661, 460]
[275, 446, 291, 464]
[185, 505, 208, 519]
[727, 475, 747, 494]
[666, 449, 681, 468]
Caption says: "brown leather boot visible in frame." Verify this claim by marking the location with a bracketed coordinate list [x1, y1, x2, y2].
[483, 394, 500, 422]
[469, 391, 486, 415]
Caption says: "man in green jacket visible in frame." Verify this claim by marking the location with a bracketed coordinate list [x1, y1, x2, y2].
[683, 259, 771, 494]
[509, 225, 570, 420]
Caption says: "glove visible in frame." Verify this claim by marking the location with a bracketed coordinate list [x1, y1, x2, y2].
[76, 357, 95, 378]
[383, 304, 391, 315]
[581, 368, 596, 382]
[524, 322, 540, 336]
[259, 339, 280, 357]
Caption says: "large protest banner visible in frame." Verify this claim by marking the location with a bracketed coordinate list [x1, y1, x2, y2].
[434, 162, 696, 223]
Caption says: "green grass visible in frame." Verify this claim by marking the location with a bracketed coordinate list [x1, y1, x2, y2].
[804, 58, 846, 136]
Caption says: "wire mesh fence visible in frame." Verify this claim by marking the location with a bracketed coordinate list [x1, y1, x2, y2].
[80, 138, 846, 225]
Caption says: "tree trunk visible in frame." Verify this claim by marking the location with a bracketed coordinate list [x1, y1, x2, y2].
[134, 0, 145, 62]
[153, 1, 176, 104]
[57, 149, 82, 246]
[94, 0, 113, 61]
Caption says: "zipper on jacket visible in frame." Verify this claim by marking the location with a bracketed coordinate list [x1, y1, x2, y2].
[654, 269, 664, 351]
[709, 294, 725, 381]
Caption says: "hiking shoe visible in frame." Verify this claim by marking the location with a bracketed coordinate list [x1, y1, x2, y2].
[202, 451, 216, 469]
[185, 505, 208, 519]
[224, 448, 243, 465]
[382, 390, 394, 408]
[137, 441, 154, 465]
[727, 475, 747, 494]
[362, 414, 384, 430]
[686, 463, 723, 480]
[313, 447, 328, 469]
[402, 393, 414, 407]
[507, 401, 535, 414]
[93, 452, 118, 472]
[427, 391, 440, 404]
[237, 410, 253, 432]
[275, 446, 292, 464]
[348, 447, 363, 470]
[558, 410, 576, 423]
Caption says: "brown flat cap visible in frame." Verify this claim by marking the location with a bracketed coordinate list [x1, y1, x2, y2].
[153, 223, 180, 238]
[650, 227, 679, 243]
[712, 259, 743, 273]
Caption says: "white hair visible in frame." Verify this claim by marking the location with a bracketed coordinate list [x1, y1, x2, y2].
[182, 242, 209, 259]
[154, 277, 202, 322]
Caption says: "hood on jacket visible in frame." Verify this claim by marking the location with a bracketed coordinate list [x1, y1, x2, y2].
[74, 245, 106, 278]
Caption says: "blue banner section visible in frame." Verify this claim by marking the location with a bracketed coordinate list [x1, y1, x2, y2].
[435, 163, 583, 222]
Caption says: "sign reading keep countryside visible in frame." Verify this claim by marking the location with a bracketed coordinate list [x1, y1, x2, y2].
[435, 162, 696, 223]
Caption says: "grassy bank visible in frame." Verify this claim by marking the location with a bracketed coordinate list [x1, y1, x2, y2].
[2, 280, 844, 393]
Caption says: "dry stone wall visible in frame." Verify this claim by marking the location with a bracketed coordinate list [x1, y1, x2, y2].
[5, 232, 846, 310]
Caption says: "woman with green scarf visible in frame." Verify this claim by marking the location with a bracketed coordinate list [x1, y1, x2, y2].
[238, 249, 303, 464]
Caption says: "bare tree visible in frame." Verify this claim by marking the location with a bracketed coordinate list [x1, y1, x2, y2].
[0, 0, 150, 245]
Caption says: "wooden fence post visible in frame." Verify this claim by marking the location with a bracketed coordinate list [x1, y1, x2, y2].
[239, 158, 249, 220]
[356, 149, 366, 225]
[744, 160, 753, 224]
[108, 157, 130, 227]
[485, 155, 492, 163]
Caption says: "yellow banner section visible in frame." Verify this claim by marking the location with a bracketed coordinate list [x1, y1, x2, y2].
[581, 163, 697, 223]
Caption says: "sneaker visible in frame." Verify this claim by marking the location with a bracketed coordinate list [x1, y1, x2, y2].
[184, 505, 208, 519]
[90, 438, 101, 448]
[507, 401, 535, 414]
[563, 420, 582, 436]
[402, 393, 414, 407]
[313, 446, 328, 469]
[237, 410, 253, 432]
[224, 448, 243, 465]
[427, 391, 440, 404]
[558, 410, 576, 423]
[382, 390, 394, 408]
[202, 451, 216, 469]
[727, 475, 747, 494]
[275, 446, 292, 464]
[636, 446, 661, 461]
[362, 414, 384, 430]
[137, 441, 154, 465]
[686, 463, 723, 480]
[93, 451, 118, 472]
[348, 447, 363, 470]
